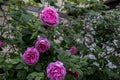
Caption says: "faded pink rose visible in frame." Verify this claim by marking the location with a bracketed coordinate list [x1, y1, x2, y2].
[40, 7, 59, 27]
[74, 72, 80, 78]
[68, 68, 73, 75]
[68, 69, 80, 78]
[0, 41, 4, 47]
[35, 38, 50, 53]
[69, 46, 77, 55]
[47, 61, 66, 80]
[22, 47, 39, 65]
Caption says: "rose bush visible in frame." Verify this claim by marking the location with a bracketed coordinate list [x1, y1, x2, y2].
[0, 0, 120, 80]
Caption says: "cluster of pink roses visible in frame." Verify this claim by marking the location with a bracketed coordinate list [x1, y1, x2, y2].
[22, 38, 66, 80]
[22, 7, 79, 80]
[22, 37, 50, 65]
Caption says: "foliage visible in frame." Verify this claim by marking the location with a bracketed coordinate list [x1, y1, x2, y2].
[0, 0, 120, 80]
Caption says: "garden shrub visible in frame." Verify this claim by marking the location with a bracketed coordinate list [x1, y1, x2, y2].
[0, 0, 120, 80]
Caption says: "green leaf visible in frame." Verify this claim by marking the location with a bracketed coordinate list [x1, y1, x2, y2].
[77, 69, 83, 76]
[6, 59, 20, 64]
[15, 63, 24, 69]
[27, 72, 44, 80]
[35, 63, 42, 71]
[35, 77, 43, 80]
[30, 31, 38, 39]
[17, 70, 27, 79]
[0, 56, 4, 63]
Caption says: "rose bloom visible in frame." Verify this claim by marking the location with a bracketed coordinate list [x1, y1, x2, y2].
[68, 69, 80, 78]
[68, 68, 73, 75]
[47, 61, 66, 80]
[74, 72, 80, 78]
[69, 46, 77, 55]
[40, 7, 59, 27]
[0, 41, 4, 47]
[35, 38, 50, 53]
[22, 47, 39, 65]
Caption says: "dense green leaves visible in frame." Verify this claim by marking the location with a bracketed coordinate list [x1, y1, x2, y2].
[58, 50, 88, 77]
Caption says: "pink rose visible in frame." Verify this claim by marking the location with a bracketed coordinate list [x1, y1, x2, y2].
[22, 47, 39, 65]
[40, 7, 59, 27]
[35, 38, 50, 53]
[69, 46, 77, 55]
[0, 41, 4, 47]
[47, 61, 66, 80]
